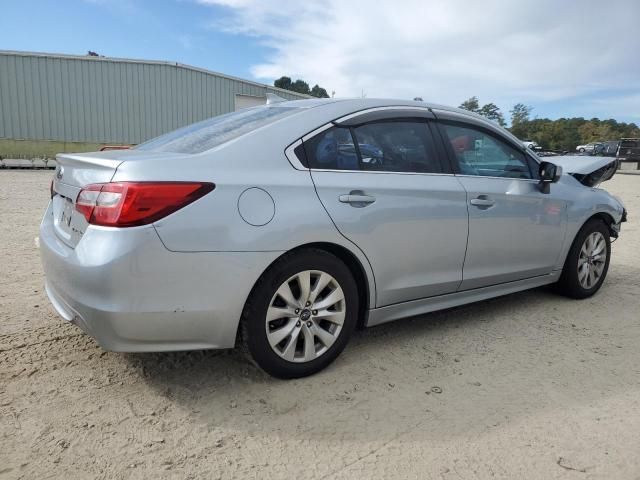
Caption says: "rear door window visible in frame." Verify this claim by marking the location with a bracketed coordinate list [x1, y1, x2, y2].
[304, 126, 360, 170]
[352, 121, 441, 173]
[303, 121, 442, 173]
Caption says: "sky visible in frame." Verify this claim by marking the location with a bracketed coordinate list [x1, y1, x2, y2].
[1, 0, 639, 124]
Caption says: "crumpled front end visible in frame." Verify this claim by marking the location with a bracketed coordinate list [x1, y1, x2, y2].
[547, 156, 619, 187]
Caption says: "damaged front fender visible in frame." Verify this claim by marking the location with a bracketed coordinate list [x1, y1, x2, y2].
[545, 156, 619, 187]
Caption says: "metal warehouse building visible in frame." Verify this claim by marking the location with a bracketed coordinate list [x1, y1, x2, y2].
[0, 50, 308, 158]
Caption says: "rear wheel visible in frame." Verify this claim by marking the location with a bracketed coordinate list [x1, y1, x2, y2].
[556, 219, 611, 298]
[242, 249, 358, 378]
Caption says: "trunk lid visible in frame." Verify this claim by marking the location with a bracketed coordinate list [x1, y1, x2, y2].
[545, 155, 618, 187]
[51, 152, 124, 248]
[50, 150, 184, 248]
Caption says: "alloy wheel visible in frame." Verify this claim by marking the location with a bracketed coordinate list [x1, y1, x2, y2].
[265, 270, 345, 363]
[577, 231, 607, 289]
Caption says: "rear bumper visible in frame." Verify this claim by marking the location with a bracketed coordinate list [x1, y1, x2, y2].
[40, 203, 282, 352]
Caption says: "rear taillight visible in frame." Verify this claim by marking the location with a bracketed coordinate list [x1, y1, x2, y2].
[75, 182, 215, 227]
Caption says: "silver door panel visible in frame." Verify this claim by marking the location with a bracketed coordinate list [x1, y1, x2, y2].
[311, 170, 469, 307]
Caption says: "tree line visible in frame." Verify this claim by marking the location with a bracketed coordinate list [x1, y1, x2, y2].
[270, 82, 640, 150]
[274, 76, 330, 98]
[459, 96, 640, 151]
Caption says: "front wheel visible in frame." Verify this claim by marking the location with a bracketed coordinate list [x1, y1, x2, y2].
[241, 249, 358, 379]
[556, 219, 611, 299]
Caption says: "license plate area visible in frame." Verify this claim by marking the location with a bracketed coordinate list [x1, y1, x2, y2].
[60, 198, 74, 228]
[52, 194, 85, 248]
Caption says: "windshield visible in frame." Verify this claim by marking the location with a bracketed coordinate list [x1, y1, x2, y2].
[136, 106, 300, 154]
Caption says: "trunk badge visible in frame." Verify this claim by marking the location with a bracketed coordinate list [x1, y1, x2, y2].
[56, 166, 64, 180]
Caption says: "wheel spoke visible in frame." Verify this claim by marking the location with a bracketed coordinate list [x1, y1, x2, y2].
[276, 282, 300, 309]
[580, 244, 589, 258]
[309, 272, 332, 304]
[297, 271, 311, 305]
[266, 305, 297, 322]
[586, 233, 594, 253]
[592, 237, 605, 256]
[588, 268, 596, 287]
[314, 308, 345, 326]
[281, 326, 302, 361]
[267, 319, 297, 347]
[312, 324, 337, 347]
[593, 262, 605, 277]
[301, 326, 316, 361]
[578, 263, 589, 284]
[314, 288, 344, 311]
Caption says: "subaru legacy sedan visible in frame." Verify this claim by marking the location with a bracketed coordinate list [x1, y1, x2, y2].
[40, 98, 626, 378]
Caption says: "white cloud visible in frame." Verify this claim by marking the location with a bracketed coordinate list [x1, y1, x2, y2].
[199, 0, 640, 118]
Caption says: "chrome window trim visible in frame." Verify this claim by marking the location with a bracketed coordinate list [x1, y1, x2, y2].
[335, 105, 432, 124]
[302, 106, 432, 143]
[294, 106, 441, 174]
[431, 108, 527, 154]
[308, 168, 538, 182]
[301, 122, 334, 143]
[309, 168, 455, 177]
[453, 173, 539, 183]
[284, 139, 306, 170]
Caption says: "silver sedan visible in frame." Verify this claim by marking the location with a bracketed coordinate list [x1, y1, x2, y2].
[40, 98, 627, 378]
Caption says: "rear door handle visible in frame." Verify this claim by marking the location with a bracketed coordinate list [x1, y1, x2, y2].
[470, 195, 495, 208]
[339, 191, 376, 206]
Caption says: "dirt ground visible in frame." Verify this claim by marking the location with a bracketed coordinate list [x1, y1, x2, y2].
[1, 170, 639, 480]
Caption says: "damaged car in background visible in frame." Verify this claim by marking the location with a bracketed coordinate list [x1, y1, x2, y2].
[40, 98, 627, 378]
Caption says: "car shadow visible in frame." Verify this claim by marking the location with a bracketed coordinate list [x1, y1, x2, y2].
[121, 270, 639, 443]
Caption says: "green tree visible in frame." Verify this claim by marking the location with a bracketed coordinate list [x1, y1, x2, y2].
[478, 102, 506, 126]
[510, 103, 532, 125]
[460, 97, 506, 126]
[274, 76, 292, 90]
[291, 79, 311, 95]
[505, 113, 640, 151]
[310, 84, 330, 98]
[509, 104, 533, 139]
[459, 96, 480, 112]
[274, 76, 330, 98]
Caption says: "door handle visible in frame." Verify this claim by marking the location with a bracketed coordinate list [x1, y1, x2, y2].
[339, 191, 376, 206]
[470, 196, 495, 208]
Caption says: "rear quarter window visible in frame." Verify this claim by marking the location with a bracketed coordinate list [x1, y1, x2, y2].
[136, 106, 300, 154]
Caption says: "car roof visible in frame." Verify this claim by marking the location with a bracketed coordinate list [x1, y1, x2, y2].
[276, 97, 508, 131]
[279, 97, 484, 118]
[263, 97, 526, 151]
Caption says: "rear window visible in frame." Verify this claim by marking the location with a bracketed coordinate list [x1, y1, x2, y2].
[136, 106, 300, 154]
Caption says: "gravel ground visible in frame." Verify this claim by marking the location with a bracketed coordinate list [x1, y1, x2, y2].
[1, 170, 639, 479]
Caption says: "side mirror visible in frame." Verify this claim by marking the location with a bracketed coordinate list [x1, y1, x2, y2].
[538, 161, 562, 194]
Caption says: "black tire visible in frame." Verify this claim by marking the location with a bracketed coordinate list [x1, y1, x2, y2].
[241, 248, 358, 379]
[555, 219, 611, 299]
[579, 148, 586, 153]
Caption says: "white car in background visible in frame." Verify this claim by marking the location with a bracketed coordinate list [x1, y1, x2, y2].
[522, 140, 539, 150]
[576, 142, 603, 154]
